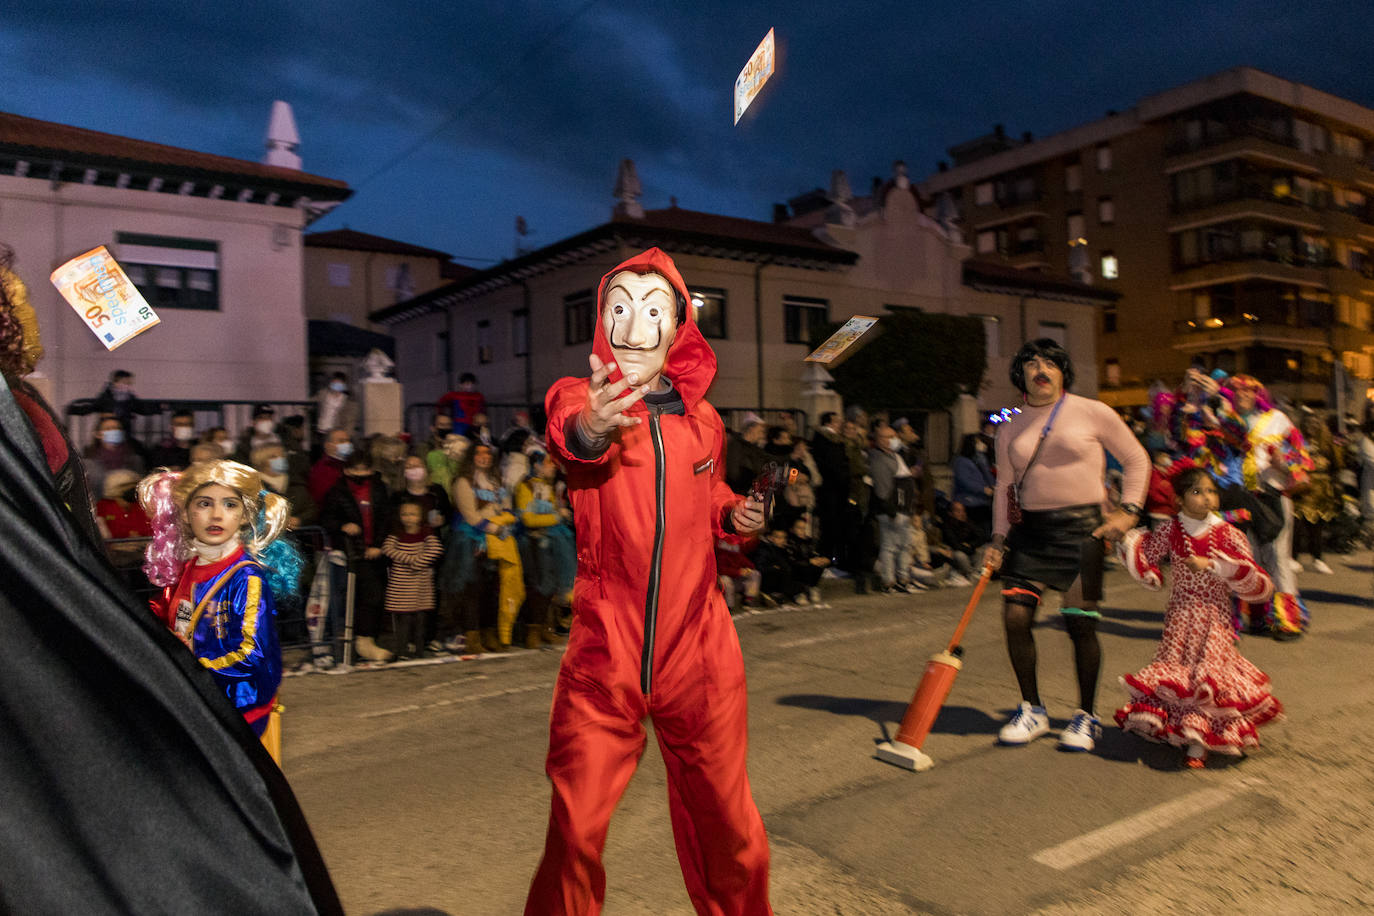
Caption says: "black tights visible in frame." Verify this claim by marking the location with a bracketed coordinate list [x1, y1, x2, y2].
[1003, 602, 1101, 714]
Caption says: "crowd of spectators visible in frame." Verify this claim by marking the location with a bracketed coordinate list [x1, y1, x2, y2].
[79, 364, 1374, 667]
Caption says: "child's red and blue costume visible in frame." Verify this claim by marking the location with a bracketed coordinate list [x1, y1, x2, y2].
[154, 545, 282, 736]
[526, 249, 771, 915]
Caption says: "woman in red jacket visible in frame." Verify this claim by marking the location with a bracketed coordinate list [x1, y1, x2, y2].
[526, 248, 770, 916]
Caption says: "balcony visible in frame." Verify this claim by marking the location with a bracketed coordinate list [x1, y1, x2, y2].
[1169, 188, 1322, 231]
[1170, 254, 1330, 290]
[1165, 129, 1317, 175]
[1316, 150, 1374, 190]
[1007, 238, 1050, 267]
[1326, 264, 1374, 299]
[1171, 312, 1332, 352]
[973, 194, 1047, 230]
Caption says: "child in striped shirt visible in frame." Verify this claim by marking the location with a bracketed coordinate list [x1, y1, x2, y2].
[381, 498, 444, 659]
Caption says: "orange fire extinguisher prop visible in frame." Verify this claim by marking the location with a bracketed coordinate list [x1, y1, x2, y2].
[875, 565, 994, 771]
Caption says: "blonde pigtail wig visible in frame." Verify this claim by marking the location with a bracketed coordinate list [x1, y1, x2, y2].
[146, 459, 305, 598]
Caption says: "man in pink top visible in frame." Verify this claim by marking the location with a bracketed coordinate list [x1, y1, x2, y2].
[984, 339, 1149, 752]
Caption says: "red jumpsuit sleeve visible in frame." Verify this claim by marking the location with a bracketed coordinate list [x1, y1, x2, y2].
[544, 377, 619, 467]
[704, 405, 744, 537]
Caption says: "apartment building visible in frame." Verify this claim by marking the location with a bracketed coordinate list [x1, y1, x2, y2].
[921, 67, 1374, 413]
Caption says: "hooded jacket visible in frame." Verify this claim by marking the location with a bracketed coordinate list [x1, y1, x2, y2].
[544, 248, 744, 697]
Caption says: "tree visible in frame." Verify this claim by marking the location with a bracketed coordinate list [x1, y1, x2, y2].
[811, 312, 986, 410]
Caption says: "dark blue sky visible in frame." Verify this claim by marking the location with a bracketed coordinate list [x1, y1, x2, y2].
[4, 1, 1372, 266]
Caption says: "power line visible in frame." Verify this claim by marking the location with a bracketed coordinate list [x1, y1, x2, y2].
[350, 0, 603, 193]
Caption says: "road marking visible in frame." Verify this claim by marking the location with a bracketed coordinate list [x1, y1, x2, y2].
[777, 621, 910, 650]
[359, 681, 552, 719]
[1031, 786, 1236, 870]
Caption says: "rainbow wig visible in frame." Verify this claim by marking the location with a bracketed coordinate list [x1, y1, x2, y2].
[136, 459, 303, 597]
[1227, 374, 1274, 412]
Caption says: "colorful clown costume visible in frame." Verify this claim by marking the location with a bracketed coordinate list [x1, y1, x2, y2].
[1115, 515, 1282, 754]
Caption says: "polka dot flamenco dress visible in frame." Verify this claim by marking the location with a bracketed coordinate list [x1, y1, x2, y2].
[1115, 514, 1282, 755]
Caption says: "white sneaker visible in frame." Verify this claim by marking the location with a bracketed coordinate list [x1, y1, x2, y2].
[946, 573, 972, 587]
[1058, 709, 1102, 752]
[809, 587, 822, 604]
[1288, 557, 1304, 573]
[998, 702, 1050, 745]
[1311, 559, 1334, 575]
[794, 593, 810, 606]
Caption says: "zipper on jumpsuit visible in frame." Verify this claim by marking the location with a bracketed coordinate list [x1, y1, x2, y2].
[641, 405, 667, 697]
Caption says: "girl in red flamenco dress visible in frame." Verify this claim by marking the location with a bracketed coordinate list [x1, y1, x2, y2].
[1114, 465, 1282, 768]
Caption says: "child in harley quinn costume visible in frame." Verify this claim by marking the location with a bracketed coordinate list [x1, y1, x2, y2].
[1115, 465, 1282, 768]
[139, 459, 302, 737]
[526, 248, 772, 915]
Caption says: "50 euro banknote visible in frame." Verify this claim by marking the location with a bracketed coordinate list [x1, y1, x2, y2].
[50, 246, 160, 350]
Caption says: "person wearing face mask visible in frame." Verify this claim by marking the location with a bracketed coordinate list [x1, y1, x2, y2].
[313, 371, 357, 438]
[952, 433, 996, 541]
[867, 420, 920, 594]
[253, 444, 317, 530]
[149, 410, 198, 470]
[421, 411, 455, 458]
[526, 248, 770, 915]
[93, 369, 146, 430]
[199, 426, 233, 460]
[308, 428, 354, 506]
[82, 415, 145, 501]
[235, 405, 281, 464]
[397, 454, 452, 653]
[320, 449, 394, 662]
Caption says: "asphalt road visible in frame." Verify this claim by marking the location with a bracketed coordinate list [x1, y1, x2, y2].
[281, 549, 1374, 915]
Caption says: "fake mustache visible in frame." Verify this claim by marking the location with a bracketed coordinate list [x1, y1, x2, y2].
[1033, 373, 1051, 384]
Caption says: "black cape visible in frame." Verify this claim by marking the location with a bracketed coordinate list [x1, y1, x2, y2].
[0, 373, 341, 915]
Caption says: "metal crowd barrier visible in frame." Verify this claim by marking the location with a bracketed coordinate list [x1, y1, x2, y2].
[103, 526, 337, 661]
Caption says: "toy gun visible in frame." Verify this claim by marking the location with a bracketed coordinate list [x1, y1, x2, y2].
[748, 461, 797, 524]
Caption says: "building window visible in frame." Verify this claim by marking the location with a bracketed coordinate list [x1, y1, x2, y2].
[1065, 162, 1082, 193]
[1105, 359, 1121, 386]
[1101, 252, 1119, 280]
[385, 263, 414, 301]
[116, 232, 219, 310]
[690, 287, 727, 339]
[512, 308, 529, 357]
[974, 182, 994, 206]
[1066, 211, 1085, 243]
[1103, 304, 1118, 334]
[564, 289, 594, 345]
[973, 314, 1000, 360]
[1036, 321, 1067, 346]
[1097, 197, 1115, 225]
[976, 230, 997, 254]
[327, 263, 351, 287]
[1095, 143, 1112, 172]
[476, 319, 493, 364]
[783, 296, 829, 345]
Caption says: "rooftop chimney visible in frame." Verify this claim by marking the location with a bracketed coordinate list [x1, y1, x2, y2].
[263, 101, 301, 170]
[612, 159, 644, 219]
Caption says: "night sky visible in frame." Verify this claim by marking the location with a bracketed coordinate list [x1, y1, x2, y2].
[5, 1, 1372, 266]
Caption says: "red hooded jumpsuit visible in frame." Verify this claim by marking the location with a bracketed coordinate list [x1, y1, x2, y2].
[526, 249, 772, 915]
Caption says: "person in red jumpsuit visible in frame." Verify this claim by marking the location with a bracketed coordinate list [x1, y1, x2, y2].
[526, 248, 772, 915]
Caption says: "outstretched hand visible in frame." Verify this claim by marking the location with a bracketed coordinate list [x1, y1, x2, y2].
[580, 353, 650, 440]
[731, 497, 766, 536]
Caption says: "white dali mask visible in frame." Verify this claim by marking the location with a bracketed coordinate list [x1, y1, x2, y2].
[602, 270, 677, 389]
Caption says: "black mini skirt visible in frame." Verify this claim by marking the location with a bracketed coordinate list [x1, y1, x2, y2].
[1003, 503, 1104, 598]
